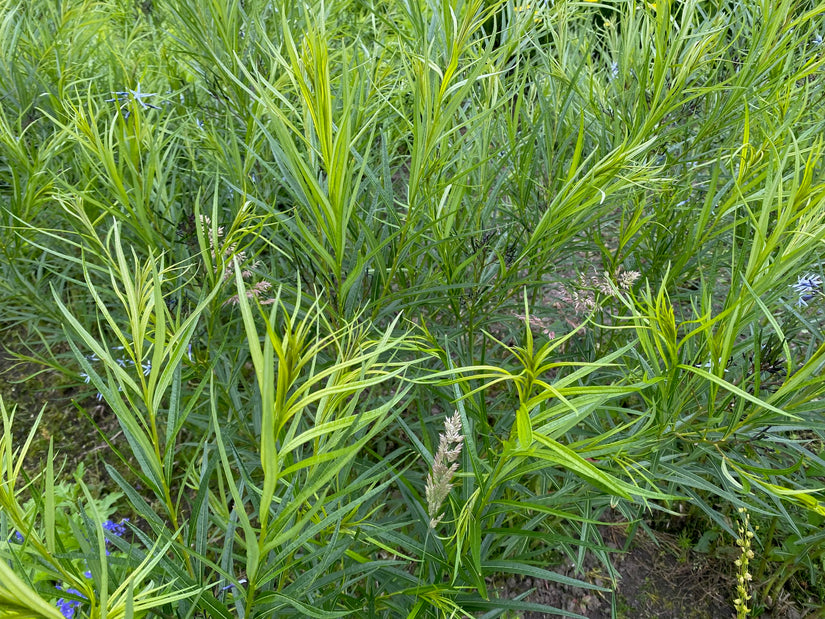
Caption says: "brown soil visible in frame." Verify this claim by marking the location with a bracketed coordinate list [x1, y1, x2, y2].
[0, 344, 122, 483]
[490, 528, 734, 619]
[490, 522, 820, 619]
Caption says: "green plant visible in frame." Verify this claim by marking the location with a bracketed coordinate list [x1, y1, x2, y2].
[1, 0, 825, 616]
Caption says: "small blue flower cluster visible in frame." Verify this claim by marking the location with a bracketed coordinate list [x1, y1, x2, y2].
[100, 518, 129, 556]
[53, 519, 128, 618]
[102, 519, 128, 541]
[56, 585, 87, 619]
[791, 273, 822, 308]
[79, 348, 151, 401]
[105, 83, 160, 114]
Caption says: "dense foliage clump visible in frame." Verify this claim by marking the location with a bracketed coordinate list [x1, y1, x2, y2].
[1, 0, 825, 616]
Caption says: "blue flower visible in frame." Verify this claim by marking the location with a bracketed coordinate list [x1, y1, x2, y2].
[55, 585, 86, 618]
[106, 83, 160, 112]
[102, 519, 128, 541]
[791, 273, 822, 307]
[220, 577, 248, 591]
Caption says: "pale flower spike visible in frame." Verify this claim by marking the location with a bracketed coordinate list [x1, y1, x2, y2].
[199, 215, 274, 306]
[425, 412, 464, 528]
[515, 313, 555, 338]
